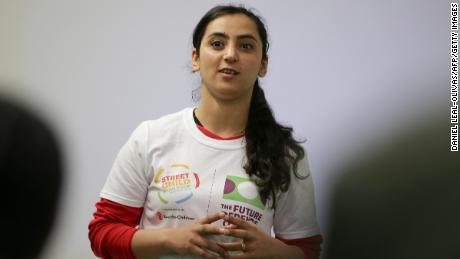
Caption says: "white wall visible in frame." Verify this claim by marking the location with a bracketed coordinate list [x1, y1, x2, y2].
[0, 0, 448, 258]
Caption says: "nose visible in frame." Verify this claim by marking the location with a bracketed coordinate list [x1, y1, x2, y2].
[224, 45, 238, 63]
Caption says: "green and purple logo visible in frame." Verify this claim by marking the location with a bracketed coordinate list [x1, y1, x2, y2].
[223, 175, 267, 209]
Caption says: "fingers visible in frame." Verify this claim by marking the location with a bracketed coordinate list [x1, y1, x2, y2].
[224, 215, 254, 229]
[217, 241, 244, 251]
[193, 237, 229, 258]
[199, 212, 226, 224]
[222, 228, 249, 239]
[189, 245, 220, 259]
[227, 254, 251, 259]
[198, 224, 227, 235]
[224, 223, 239, 229]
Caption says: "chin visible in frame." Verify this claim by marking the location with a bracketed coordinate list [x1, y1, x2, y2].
[203, 81, 252, 100]
[216, 89, 252, 102]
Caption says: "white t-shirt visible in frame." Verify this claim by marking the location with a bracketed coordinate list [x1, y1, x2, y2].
[100, 107, 320, 257]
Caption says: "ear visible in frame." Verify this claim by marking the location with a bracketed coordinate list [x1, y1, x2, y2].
[192, 48, 200, 72]
[258, 57, 268, 77]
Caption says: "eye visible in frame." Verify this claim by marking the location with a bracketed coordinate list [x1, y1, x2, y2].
[210, 40, 224, 49]
[240, 43, 254, 50]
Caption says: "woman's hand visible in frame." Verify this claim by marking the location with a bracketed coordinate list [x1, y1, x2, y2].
[218, 215, 304, 259]
[132, 212, 229, 259]
[164, 212, 229, 259]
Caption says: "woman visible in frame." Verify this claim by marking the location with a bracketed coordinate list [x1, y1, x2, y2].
[89, 5, 322, 259]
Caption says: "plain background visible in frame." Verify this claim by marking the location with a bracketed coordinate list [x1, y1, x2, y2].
[0, 0, 449, 258]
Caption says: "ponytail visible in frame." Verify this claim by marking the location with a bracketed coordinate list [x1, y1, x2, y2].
[244, 80, 306, 209]
[192, 5, 306, 209]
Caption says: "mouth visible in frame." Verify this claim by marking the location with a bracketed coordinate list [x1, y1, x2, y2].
[219, 68, 240, 75]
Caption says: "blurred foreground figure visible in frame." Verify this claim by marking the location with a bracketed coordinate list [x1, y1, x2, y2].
[326, 114, 460, 259]
[0, 97, 62, 259]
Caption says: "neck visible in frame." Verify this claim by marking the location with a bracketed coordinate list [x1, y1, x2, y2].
[195, 86, 252, 138]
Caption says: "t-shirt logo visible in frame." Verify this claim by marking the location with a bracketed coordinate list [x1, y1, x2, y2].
[223, 175, 267, 209]
[153, 163, 200, 204]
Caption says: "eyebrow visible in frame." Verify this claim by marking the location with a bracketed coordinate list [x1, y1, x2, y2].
[208, 32, 258, 42]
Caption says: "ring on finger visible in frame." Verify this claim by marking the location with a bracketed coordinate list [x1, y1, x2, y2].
[241, 241, 246, 252]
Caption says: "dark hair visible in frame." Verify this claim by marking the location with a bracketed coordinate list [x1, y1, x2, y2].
[192, 5, 305, 208]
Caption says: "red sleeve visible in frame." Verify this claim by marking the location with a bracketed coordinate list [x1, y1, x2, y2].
[88, 198, 144, 259]
[276, 235, 323, 259]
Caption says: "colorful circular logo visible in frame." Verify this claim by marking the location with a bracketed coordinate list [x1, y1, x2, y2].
[154, 164, 200, 204]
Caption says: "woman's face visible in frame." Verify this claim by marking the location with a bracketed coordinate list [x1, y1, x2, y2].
[192, 14, 268, 102]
